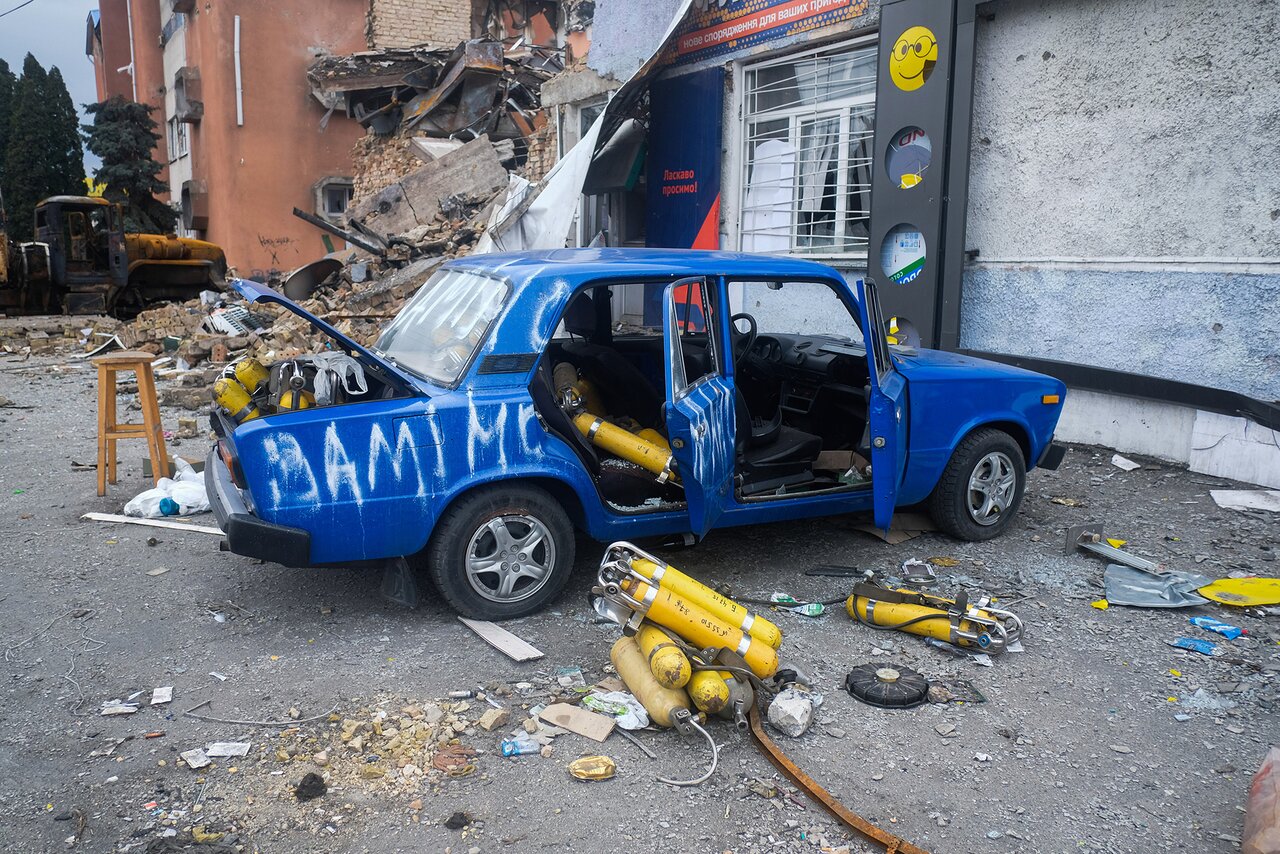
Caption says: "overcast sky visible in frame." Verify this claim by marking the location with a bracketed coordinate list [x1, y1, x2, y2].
[0, 0, 104, 170]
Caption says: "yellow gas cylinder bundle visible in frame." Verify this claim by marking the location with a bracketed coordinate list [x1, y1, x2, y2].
[845, 578, 1023, 654]
[213, 357, 270, 424]
[594, 542, 781, 728]
[553, 362, 680, 485]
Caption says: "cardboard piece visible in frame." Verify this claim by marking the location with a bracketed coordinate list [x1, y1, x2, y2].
[852, 511, 937, 545]
[537, 702, 615, 743]
[457, 617, 544, 662]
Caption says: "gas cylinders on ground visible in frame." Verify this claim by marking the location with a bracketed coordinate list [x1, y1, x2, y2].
[595, 542, 781, 730]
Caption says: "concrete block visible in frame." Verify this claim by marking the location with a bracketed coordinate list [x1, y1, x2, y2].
[1054, 389, 1194, 463]
[1189, 410, 1280, 489]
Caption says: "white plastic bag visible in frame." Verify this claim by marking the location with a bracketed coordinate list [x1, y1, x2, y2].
[307, 353, 368, 406]
[124, 459, 211, 517]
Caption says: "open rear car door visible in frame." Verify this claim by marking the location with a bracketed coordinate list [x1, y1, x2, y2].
[662, 276, 736, 538]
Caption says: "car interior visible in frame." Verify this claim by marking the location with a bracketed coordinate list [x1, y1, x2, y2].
[533, 279, 876, 513]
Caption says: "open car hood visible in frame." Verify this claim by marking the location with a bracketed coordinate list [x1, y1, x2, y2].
[231, 277, 420, 389]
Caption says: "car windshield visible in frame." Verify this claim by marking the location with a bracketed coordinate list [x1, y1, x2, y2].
[375, 268, 509, 385]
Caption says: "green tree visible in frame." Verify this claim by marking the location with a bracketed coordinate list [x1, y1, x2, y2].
[0, 58, 16, 205]
[83, 96, 175, 233]
[46, 68, 86, 196]
[3, 54, 52, 241]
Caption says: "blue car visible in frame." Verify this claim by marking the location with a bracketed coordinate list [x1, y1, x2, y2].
[207, 249, 1065, 619]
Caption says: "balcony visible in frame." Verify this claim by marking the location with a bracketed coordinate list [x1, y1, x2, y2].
[174, 67, 203, 123]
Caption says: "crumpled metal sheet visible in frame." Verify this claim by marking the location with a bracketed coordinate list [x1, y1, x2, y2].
[1103, 563, 1213, 608]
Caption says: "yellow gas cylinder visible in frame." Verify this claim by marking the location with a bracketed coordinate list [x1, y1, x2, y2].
[631, 557, 782, 650]
[846, 590, 987, 647]
[573, 413, 678, 483]
[621, 577, 778, 678]
[716, 674, 752, 721]
[636, 623, 691, 689]
[610, 635, 691, 729]
[687, 670, 731, 715]
[232, 357, 269, 395]
[635, 428, 670, 451]
[212, 377, 260, 423]
[277, 387, 316, 411]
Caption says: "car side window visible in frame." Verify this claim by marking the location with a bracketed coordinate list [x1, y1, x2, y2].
[733, 280, 863, 343]
[668, 278, 719, 398]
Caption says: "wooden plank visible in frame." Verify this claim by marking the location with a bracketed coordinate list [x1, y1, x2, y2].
[538, 703, 615, 743]
[81, 512, 224, 536]
[457, 617, 544, 662]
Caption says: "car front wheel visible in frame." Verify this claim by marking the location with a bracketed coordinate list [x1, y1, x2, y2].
[928, 428, 1026, 541]
[426, 484, 575, 619]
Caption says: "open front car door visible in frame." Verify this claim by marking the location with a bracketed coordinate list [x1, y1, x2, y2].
[855, 278, 909, 531]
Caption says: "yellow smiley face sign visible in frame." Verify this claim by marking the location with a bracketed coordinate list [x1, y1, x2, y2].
[889, 26, 938, 91]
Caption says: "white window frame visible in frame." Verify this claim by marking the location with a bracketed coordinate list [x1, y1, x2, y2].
[735, 35, 878, 261]
[175, 119, 188, 159]
[167, 118, 179, 163]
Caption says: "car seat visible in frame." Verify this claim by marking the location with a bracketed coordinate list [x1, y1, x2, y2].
[735, 387, 823, 494]
[560, 292, 665, 427]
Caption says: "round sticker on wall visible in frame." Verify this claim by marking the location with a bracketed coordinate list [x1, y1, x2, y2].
[881, 225, 926, 285]
[889, 26, 937, 91]
[886, 127, 932, 189]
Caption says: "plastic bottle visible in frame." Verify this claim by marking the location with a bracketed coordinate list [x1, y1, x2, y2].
[500, 734, 540, 757]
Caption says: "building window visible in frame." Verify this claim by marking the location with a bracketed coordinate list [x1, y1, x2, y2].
[167, 118, 188, 161]
[739, 39, 876, 257]
[314, 177, 355, 223]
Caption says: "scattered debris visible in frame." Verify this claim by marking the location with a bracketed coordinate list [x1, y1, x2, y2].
[294, 772, 327, 802]
[179, 748, 211, 770]
[205, 742, 251, 758]
[81, 512, 224, 536]
[1198, 577, 1280, 607]
[1210, 489, 1280, 513]
[537, 703, 615, 743]
[1111, 454, 1141, 471]
[1168, 637, 1219, 656]
[99, 701, 139, 716]
[457, 616, 544, 661]
[767, 687, 819, 737]
[150, 686, 173, 705]
[443, 811, 472, 831]
[1103, 564, 1211, 608]
[1189, 616, 1246, 640]
[146, 567, 171, 577]
[567, 755, 617, 781]
[1243, 747, 1280, 854]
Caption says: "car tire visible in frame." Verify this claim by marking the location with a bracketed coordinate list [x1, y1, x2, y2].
[928, 428, 1026, 542]
[426, 484, 575, 620]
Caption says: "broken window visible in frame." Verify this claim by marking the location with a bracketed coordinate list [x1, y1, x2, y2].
[740, 39, 876, 257]
[322, 184, 352, 217]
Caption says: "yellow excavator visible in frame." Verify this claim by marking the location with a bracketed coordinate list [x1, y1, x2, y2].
[0, 193, 226, 317]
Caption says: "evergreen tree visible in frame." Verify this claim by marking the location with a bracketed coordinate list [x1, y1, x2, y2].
[2, 54, 52, 241]
[0, 58, 16, 207]
[46, 68, 86, 196]
[83, 96, 175, 233]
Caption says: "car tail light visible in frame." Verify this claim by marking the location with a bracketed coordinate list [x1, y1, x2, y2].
[218, 439, 245, 488]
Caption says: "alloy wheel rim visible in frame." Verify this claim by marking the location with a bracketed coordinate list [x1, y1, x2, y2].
[465, 514, 556, 603]
[966, 451, 1016, 526]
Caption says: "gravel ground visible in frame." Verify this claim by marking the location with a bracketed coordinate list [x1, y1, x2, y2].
[0, 354, 1276, 854]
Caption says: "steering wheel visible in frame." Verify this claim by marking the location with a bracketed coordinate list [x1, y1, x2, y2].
[729, 312, 758, 366]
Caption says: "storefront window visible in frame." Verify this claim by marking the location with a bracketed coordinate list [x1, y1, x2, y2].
[740, 40, 876, 257]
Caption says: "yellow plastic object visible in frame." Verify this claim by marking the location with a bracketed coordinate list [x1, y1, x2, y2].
[1198, 577, 1280, 607]
[567, 755, 616, 781]
[277, 388, 316, 411]
[687, 670, 731, 715]
[574, 413, 678, 483]
[622, 577, 779, 678]
[610, 636, 690, 728]
[1091, 599, 1109, 610]
[636, 624, 691, 689]
[232, 357, 269, 395]
[212, 377, 259, 423]
[846, 589, 998, 648]
[636, 428, 670, 451]
[631, 557, 783, 650]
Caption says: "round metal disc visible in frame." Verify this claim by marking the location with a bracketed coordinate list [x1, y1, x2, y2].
[845, 662, 929, 709]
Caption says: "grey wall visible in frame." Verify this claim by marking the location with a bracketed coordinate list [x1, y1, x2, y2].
[959, 0, 1280, 400]
[586, 0, 688, 82]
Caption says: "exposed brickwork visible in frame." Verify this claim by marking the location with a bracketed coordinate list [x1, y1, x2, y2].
[367, 0, 473, 48]
[520, 122, 558, 184]
[350, 133, 424, 209]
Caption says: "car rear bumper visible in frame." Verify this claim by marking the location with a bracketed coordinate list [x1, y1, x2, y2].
[1036, 441, 1066, 471]
[205, 447, 312, 567]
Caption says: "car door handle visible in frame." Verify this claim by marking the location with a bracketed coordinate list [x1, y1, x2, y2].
[694, 423, 707, 439]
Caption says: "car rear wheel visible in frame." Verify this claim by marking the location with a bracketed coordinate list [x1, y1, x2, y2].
[928, 428, 1026, 542]
[426, 484, 575, 619]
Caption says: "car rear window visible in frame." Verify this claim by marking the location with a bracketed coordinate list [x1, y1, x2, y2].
[375, 268, 509, 386]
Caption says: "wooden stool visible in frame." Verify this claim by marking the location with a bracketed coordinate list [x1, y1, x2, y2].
[93, 350, 168, 496]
